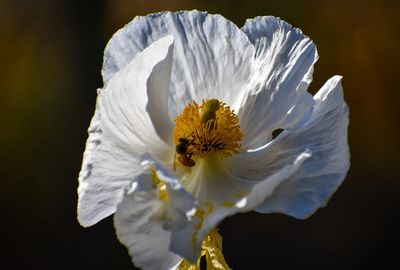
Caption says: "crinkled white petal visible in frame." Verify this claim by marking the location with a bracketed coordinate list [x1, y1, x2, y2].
[99, 35, 175, 151]
[180, 157, 254, 206]
[233, 76, 349, 219]
[187, 151, 311, 253]
[102, 10, 255, 116]
[77, 36, 175, 227]
[114, 184, 182, 270]
[239, 16, 318, 149]
[114, 156, 200, 269]
[140, 155, 202, 263]
[145, 37, 175, 144]
[77, 100, 143, 227]
[117, 151, 309, 268]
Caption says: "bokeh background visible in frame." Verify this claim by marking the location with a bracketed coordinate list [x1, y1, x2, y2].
[1, 0, 399, 269]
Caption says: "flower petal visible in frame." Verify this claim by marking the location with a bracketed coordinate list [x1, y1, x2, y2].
[102, 10, 255, 116]
[145, 36, 175, 144]
[114, 156, 199, 269]
[188, 151, 311, 253]
[239, 16, 318, 149]
[140, 155, 202, 263]
[77, 35, 175, 227]
[114, 183, 182, 270]
[77, 101, 142, 227]
[180, 157, 254, 207]
[243, 76, 350, 219]
[100, 34, 175, 150]
[134, 151, 309, 267]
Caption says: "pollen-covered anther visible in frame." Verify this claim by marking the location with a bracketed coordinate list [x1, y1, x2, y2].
[173, 99, 243, 164]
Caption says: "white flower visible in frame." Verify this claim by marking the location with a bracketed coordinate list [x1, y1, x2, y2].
[77, 10, 350, 270]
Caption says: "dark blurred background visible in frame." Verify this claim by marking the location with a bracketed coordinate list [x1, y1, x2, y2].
[1, 0, 399, 269]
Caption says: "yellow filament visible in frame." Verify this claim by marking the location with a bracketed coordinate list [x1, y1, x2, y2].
[151, 169, 168, 201]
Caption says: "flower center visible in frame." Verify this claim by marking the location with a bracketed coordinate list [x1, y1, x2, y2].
[173, 99, 242, 168]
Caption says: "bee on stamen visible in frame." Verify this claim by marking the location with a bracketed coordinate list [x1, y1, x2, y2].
[174, 138, 196, 171]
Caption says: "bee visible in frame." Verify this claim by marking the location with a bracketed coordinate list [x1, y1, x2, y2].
[174, 138, 195, 170]
[201, 99, 220, 129]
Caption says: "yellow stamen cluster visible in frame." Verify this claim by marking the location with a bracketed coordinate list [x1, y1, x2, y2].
[173, 99, 242, 163]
